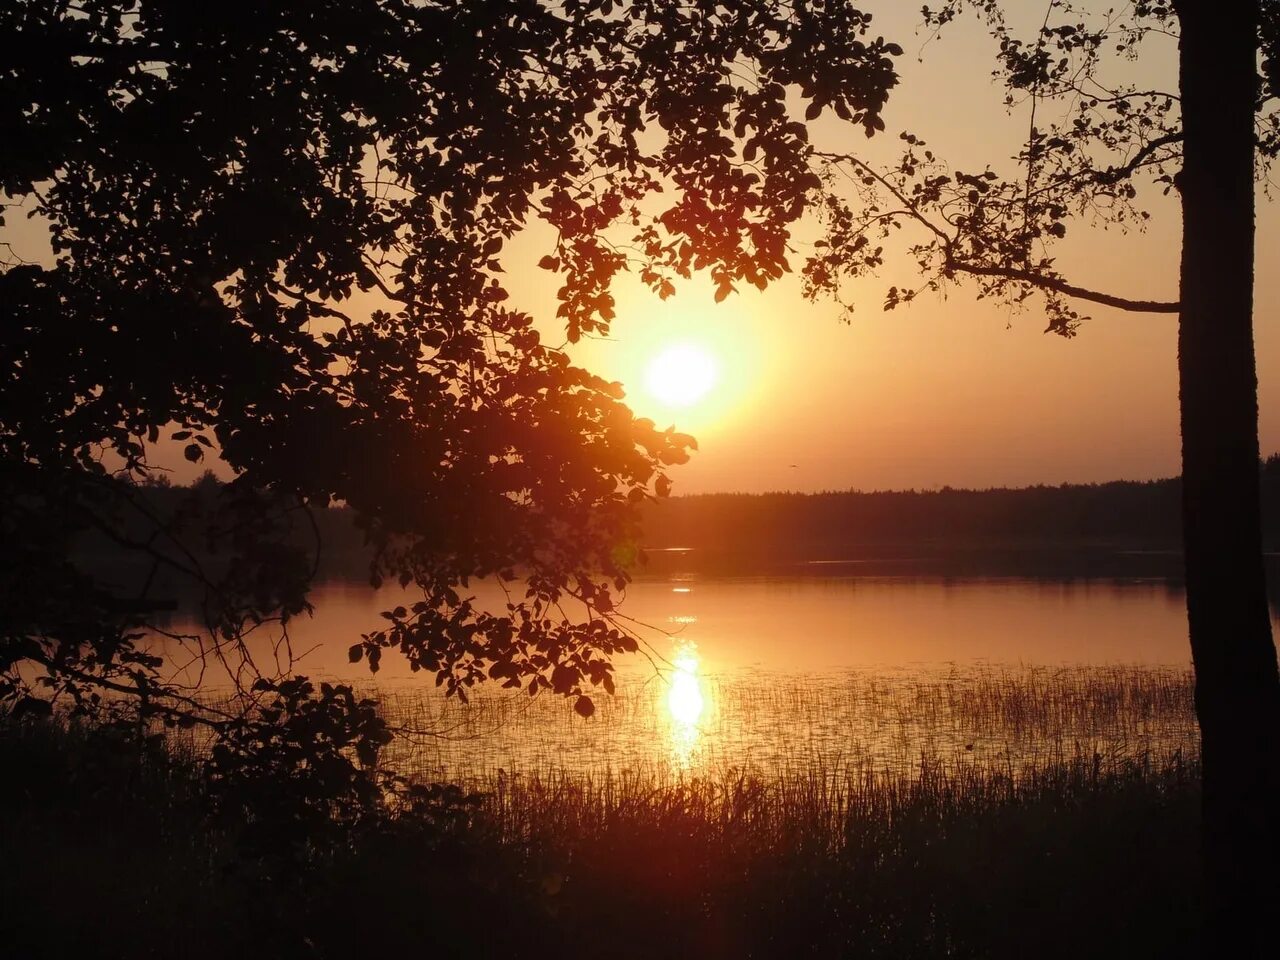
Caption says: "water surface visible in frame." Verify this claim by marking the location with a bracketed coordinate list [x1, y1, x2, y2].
[159, 575, 1207, 783]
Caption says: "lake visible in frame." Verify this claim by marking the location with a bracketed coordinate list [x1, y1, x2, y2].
[160, 574, 1208, 785]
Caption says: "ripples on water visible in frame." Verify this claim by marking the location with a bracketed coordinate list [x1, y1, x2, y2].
[373, 661, 1198, 788]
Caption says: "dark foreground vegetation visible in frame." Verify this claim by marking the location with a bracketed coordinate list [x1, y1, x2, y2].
[3, 715, 1202, 960]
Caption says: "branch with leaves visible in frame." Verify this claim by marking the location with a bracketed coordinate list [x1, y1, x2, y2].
[798, 0, 1280, 332]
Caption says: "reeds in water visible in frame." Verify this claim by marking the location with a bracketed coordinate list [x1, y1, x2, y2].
[6, 664, 1205, 958]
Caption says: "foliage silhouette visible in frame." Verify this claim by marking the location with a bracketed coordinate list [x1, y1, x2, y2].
[0, 0, 899, 825]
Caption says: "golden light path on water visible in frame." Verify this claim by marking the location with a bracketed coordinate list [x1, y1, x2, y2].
[150, 578, 1207, 785]
[664, 638, 707, 768]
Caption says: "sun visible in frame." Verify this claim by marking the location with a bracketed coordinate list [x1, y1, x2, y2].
[644, 343, 718, 408]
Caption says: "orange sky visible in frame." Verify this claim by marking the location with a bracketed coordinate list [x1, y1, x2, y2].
[508, 8, 1280, 494]
[8, 4, 1279, 495]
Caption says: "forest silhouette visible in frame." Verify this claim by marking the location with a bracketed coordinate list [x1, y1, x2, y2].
[79, 455, 1280, 587]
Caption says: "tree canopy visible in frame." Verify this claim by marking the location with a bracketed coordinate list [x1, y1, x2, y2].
[801, 1, 1280, 332]
[0, 1, 899, 750]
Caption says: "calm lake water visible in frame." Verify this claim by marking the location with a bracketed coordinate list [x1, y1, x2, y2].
[161, 575, 1211, 784]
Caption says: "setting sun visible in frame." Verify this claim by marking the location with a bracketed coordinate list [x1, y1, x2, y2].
[645, 343, 718, 409]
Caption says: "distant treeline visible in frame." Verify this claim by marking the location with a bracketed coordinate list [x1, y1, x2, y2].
[633, 455, 1280, 579]
[74, 457, 1280, 588]
[642, 455, 1280, 552]
[643, 477, 1182, 552]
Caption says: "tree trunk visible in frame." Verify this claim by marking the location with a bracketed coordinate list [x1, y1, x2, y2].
[1177, 0, 1280, 952]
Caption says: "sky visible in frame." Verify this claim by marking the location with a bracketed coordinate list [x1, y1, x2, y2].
[9, 3, 1280, 496]
[508, 6, 1280, 495]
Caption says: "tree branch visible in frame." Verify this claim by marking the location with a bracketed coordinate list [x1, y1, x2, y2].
[22, 651, 232, 730]
[814, 150, 1181, 314]
[1093, 131, 1184, 186]
[944, 254, 1180, 313]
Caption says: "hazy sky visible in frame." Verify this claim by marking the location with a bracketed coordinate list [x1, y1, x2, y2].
[10, 4, 1279, 495]
[528, 7, 1280, 495]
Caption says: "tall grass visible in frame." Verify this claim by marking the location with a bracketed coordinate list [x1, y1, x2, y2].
[475, 753, 1200, 959]
[371, 663, 1198, 787]
[4, 665, 1205, 959]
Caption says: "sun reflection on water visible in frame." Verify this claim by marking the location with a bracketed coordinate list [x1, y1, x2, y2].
[665, 641, 707, 768]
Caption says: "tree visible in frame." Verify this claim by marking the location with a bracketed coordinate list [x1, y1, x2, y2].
[12, 3, 1269, 946]
[801, 1, 1279, 950]
[0, 0, 899, 810]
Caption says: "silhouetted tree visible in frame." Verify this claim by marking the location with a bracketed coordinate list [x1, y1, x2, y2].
[803, 1, 1279, 951]
[0, 0, 899, 812]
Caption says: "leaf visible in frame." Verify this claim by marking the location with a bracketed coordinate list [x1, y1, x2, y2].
[183, 443, 203, 463]
[348, 644, 363, 664]
[552, 663, 577, 694]
[574, 695, 595, 718]
[805, 100, 823, 121]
